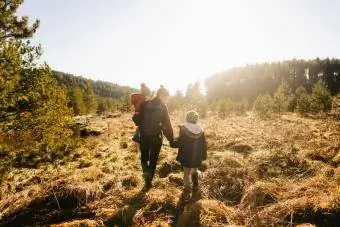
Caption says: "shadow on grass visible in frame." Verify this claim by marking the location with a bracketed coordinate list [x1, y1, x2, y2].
[172, 189, 202, 227]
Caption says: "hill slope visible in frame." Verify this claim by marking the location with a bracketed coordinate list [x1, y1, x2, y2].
[0, 113, 339, 226]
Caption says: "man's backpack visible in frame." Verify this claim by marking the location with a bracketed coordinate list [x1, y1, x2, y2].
[142, 101, 164, 136]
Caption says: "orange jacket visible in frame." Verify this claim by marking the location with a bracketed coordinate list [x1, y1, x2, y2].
[131, 93, 147, 113]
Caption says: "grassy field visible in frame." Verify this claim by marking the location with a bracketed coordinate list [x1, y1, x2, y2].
[0, 111, 339, 226]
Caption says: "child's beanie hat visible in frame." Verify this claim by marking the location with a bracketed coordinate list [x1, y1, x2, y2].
[156, 85, 169, 97]
[186, 110, 199, 124]
[141, 83, 151, 96]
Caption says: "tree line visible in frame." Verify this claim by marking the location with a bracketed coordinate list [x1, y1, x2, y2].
[52, 71, 135, 115]
[205, 59, 339, 104]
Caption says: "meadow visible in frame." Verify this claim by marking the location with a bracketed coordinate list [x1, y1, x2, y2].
[0, 111, 339, 226]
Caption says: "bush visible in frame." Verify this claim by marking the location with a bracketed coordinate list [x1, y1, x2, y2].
[295, 86, 311, 115]
[196, 100, 209, 118]
[217, 99, 233, 118]
[310, 80, 332, 113]
[273, 82, 293, 116]
[252, 94, 274, 118]
[234, 99, 248, 116]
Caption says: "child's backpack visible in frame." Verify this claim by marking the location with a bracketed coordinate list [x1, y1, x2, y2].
[142, 101, 164, 136]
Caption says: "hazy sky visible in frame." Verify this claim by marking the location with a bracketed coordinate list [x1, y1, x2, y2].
[18, 0, 340, 93]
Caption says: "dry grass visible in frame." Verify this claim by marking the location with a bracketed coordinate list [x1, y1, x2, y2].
[176, 199, 243, 226]
[51, 219, 99, 227]
[1, 112, 340, 226]
[239, 181, 280, 210]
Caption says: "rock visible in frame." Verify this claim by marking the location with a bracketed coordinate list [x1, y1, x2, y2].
[158, 161, 182, 178]
[231, 144, 252, 155]
[168, 173, 183, 186]
[122, 175, 139, 188]
[80, 127, 103, 137]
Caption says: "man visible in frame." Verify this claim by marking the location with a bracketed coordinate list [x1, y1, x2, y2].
[133, 85, 174, 188]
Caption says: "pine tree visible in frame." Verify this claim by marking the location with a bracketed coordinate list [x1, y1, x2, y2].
[253, 94, 274, 118]
[0, 0, 73, 165]
[83, 81, 97, 113]
[217, 99, 233, 118]
[70, 86, 86, 115]
[185, 82, 203, 108]
[167, 90, 185, 112]
[295, 86, 310, 115]
[310, 80, 332, 113]
[0, 0, 40, 40]
[273, 82, 292, 116]
[119, 91, 132, 112]
[8, 65, 73, 158]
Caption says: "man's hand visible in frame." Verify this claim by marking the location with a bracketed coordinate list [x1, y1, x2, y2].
[170, 140, 179, 148]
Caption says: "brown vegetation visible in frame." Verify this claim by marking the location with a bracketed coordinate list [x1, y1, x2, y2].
[1, 111, 340, 226]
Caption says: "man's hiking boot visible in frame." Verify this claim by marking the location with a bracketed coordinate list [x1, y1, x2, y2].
[132, 133, 140, 143]
[143, 172, 152, 189]
[144, 180, 152, 189]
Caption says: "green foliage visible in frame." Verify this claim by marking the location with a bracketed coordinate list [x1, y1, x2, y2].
[167, 90, 185, 112]
[69, 86, 86, 115]
[0, 0, 40, 39]
[234, 99, 248, 116]
[295, 86, 311, 115]
[52, 71, 135, 115]
[273, 82, 293, 116]
[205, 58, 340, 103]
[196, 100, 209, 118]
[310, 80, 332, 113]
[0, 39, 21, 110]
[2, 65, 74, 161]
[217, 99, 233, 118]
[0, 0, 74, 167]
[252, 94, 274, 118]
[96, 97, 119, 114]
[83, 81, 97, 113]
[185, 82, 204, 107]
[119, 91, 132, 112]
[212, 98, 248, 118]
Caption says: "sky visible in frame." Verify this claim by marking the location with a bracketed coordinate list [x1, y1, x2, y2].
[18, 0, 340, 93]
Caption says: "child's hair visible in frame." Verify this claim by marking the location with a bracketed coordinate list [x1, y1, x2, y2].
[156, 85, 169, 98]
[141, 83, 151, 96]
[186, 110, 199, 124]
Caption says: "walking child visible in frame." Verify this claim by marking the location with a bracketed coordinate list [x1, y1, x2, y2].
[130, 83, 152, 143]
[171, 110, 207, 200]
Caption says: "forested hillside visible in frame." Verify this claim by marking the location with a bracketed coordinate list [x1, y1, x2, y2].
[205, 59, 340, 103]
[52, 71, 136, 115]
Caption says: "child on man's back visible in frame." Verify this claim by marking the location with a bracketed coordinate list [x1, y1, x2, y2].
[130, 83, 152, 143]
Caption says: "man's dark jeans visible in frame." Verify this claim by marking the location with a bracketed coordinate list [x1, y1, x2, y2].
[140, 134, 162, 185]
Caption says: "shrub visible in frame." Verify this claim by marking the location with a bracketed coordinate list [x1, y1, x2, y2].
[252, 94, 274, 118]
[310, 80, 332, 113]
[295, 86, 311, 115]
[234, 99, 248, 116]
[217, 99, 233, 118]
[273, 82, 293, 116]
